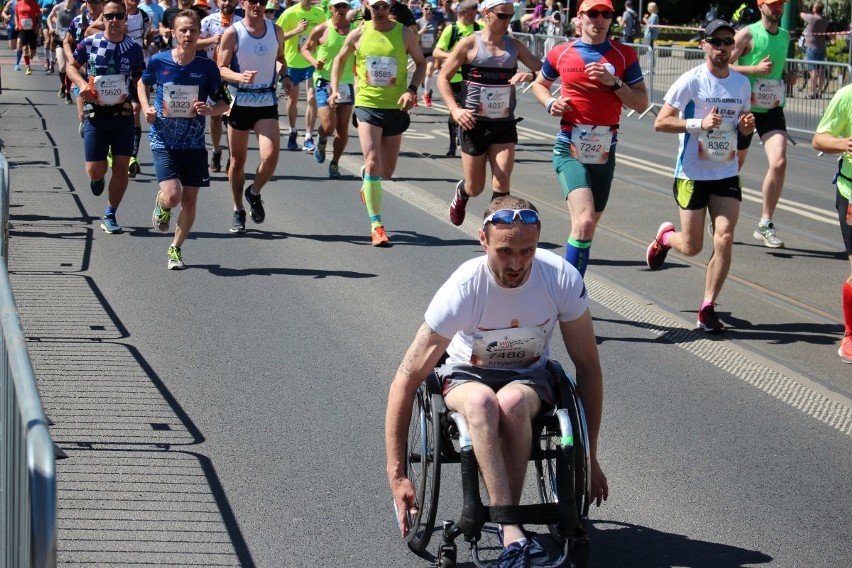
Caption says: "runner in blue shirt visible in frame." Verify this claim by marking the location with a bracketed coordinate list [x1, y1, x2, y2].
[66, 0, 146, 234]
[139, 8, 229, 269]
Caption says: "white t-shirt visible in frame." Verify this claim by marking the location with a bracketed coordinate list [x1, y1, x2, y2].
[200, 11, 242, 60]
[664, 64, 752, 181]
[424, 249, 588, 371]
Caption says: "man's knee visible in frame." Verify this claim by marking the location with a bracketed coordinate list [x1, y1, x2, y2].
[462, 388, 501, 428]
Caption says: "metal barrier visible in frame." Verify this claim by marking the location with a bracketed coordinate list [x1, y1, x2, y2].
[0, 151, 57, 568]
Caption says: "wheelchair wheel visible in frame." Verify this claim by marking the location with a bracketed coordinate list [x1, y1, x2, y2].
[405, 385, 442, 553]
[533, 426, 562, 541]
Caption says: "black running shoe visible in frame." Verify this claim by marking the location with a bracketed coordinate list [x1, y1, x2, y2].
[90, 178, 105, 196]
[211, 150, 222, 173]
[244, 185, 265, 224]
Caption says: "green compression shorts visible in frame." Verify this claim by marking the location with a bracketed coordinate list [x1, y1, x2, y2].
[552, 138, 617, 212]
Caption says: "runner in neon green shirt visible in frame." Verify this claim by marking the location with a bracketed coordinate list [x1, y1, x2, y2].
[813, 84, 852, 363]
[300, 0, 354, 178]
[329, 0, 425, 247]
[276, 0, 326, 151]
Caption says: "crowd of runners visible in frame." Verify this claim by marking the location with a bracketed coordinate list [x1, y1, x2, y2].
[3, 1, 852, 368]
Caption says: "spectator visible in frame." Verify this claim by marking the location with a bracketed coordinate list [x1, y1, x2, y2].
[618, 0, 636, 43]
[801, 1, 827, 99]
[510, 0, 525, 33]
[642, 1, 658, 46]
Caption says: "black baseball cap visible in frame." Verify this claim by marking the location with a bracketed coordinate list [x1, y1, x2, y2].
[701, 19, 736, 39]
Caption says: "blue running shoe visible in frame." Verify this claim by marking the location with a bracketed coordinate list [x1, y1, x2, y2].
[287, 132, 298, 151]
[100, 214, 122, 234]
[302, 137, 316, 152]
[14, 64, 20, 71]
[328, 162, 340, 178]
[489, 541, 530, 568]
[314, 139, 326, 163]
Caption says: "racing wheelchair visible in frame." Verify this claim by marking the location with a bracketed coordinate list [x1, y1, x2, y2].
[404, 360, 592, 568]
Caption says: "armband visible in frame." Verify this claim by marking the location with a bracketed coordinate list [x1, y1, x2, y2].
[407, 83, 418, 96]
[545, 97, 557, 114]
[686, 118, 703, 134]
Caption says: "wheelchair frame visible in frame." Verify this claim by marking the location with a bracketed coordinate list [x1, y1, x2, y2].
[404, 361, 592, 568]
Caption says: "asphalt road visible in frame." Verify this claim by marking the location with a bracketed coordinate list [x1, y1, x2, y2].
[2, 49, 850, 568]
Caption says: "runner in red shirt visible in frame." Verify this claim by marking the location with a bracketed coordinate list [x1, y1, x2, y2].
[531, 0, 648, 277]
[15, 0, 43, 74]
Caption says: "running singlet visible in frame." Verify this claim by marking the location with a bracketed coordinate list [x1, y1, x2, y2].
[435, 20, 480, 83]
[16, 0, 41, 30]
[355, 20, 407, 109]
[460, 32, 517, 122]
[663, 64, 751, 181]
[53, 6, 77, 42]
[73, 33, 146, 105]
[200, 11, 242, 61]
[314, 24, 353, 84]
[737, 22, 789, 112]
[125, 11, 149, 48]
[541, 39, 643, 145]
[276, 4, 326, 69]
[141, 51, 224, 150]
[227, 19, 279, 107]
[424, 249, 588, 372]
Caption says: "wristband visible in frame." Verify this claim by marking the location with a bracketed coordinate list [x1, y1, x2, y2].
[686, 118, 702, 134]
[407, 83, 418, 96]
[545, 97, 557, 114]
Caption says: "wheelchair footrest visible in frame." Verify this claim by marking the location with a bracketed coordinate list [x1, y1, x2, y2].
[485, 503, 561, 525]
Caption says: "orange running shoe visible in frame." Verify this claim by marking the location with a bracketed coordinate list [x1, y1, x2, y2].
[371, 226, 390, 247]
[839, 333, 852, 363]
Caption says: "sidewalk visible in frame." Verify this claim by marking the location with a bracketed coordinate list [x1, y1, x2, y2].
[1, 61, 252, 565]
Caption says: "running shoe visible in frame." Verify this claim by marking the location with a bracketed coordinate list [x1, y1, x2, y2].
[152, 192, 171, 232]
[448, 180, 468, 226]
[646, 222, 674, 270]
[229, 209, 246, 234]
[371, 225, 390, 247]
[697, 303, 726, 333]
[490, 541, 530, 568]
[839, 333, 852, 364]
[328, 162, 340, 178]
[753, 221, 784, 248]
[14, 64, 20, 71]
[167, 245, 186, 270]
[58, 87, 65, 99]
[100, 214, 122, 234]
[244, 185, 265, 223]
[64, 93, 72, 105]
[287, 131, 299, 151]
[302, 137, 316, 152]
[43, 59, 49, 71]
[90, 178, 105, 196]
[423, 92, 432, 107]
[128, 157, 140, 179]
[211, 150, 222, 173]
[446, 146, 456, 158]
[314, 139, 327, 163]
[49, 62, 55, 74]
[25, 67, 32, 75]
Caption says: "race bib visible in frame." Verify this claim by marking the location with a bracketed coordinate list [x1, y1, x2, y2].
[365, 56, 397, 87]
[20, 18, 34, 30]
[421, 32, 435, 49]
[478, 85, 511, 119]
[163, 84, 198, 118]
[698, 123, 736, 162]
[570, 125, 613, 164]
[93, 74, 128, 105]
[752, 78, 785, 109]
[470, 326, 546, 369]
[336, 83, 353, 103]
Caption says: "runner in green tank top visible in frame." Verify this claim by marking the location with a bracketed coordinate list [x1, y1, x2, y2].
[329, 0, 425, 247]
[729, 0, 796, 249]
[301, 0, 355, 178]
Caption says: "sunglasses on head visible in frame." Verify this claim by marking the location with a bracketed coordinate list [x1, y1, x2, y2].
[705, 36, 735, 47]
[483, 209, 541, 228]
[103, 12, 126, 20]
[490, 11, 512, 20]
[584, 9, 614, 19]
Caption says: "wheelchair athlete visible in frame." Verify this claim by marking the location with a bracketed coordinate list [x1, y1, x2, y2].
[385, 196, 608, 568]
